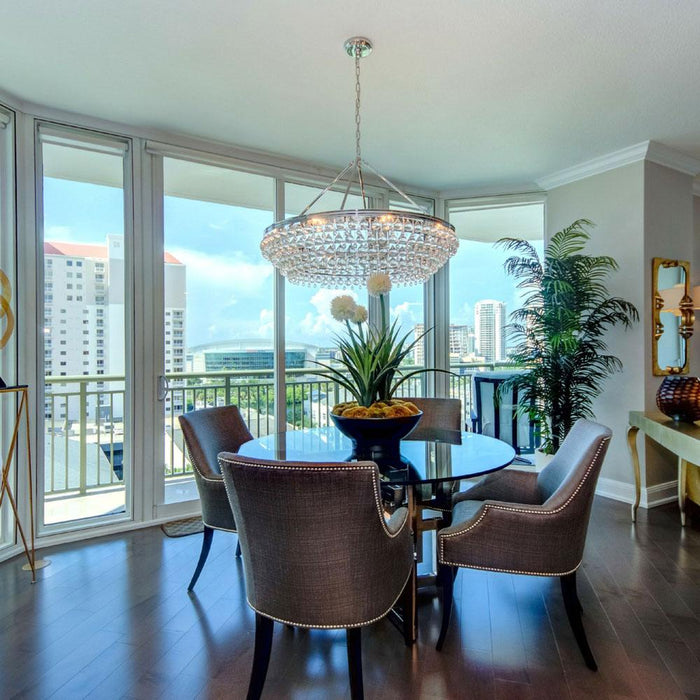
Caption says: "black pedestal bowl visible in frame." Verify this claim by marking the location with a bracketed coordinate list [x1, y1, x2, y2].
[330, 411, 423, 470]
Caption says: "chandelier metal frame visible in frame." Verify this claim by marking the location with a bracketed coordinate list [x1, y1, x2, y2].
[260, 37, 458, 288]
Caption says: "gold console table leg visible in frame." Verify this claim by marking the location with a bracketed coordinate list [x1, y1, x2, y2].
[627, 426, 641, 522]
[0, 386, 50, 582]
[678, 458, 688, 527]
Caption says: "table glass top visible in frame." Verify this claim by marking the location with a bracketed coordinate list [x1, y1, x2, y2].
[238, 426, 516, 486]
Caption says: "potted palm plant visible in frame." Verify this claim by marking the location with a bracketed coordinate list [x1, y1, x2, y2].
[498, 219, 638, 454]
[318, 273, 437, 467]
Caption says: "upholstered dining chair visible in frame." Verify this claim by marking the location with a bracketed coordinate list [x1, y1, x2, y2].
[178, 405, 253, 591]
[400, 396, 463, 514]
[218, 453, 414, 700]
[401, 396, 462, 438]
[435, 418, 612, 671]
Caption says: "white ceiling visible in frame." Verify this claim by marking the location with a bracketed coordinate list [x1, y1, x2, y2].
[3, 1, 700, 191]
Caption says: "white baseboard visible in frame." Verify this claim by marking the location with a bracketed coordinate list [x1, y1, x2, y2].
[0, 508, 201, 567]
[596, 477, 677, 509]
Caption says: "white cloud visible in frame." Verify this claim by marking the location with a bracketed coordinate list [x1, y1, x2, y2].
[170, 247, 272, 296]
[45, 226, 73, 240]
[258, 308, 273, 337]
[207, 218, 232, 231]
[298, 288, 358, 343]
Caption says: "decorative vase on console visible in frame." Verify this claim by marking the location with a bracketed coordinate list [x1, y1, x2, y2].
[656, 376, 700, 423]
[316, 273, 443, 471]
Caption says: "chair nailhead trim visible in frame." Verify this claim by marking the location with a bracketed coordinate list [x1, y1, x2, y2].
[201, 521, 237, 534]
[438, 436, 610, 573]
[438, 560, 581, 577]
[245, 566, 413, 629]
[218, 455, 408, 539]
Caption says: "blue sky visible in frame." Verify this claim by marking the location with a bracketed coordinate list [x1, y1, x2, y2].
[44, 177, 542, 349]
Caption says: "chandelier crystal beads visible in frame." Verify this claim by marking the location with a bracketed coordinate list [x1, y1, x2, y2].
[260, 37, 458, 288]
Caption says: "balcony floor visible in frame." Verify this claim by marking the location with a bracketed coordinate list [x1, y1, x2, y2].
[0, 497, 698, 698]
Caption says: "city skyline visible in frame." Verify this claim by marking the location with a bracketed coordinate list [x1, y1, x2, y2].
[43, 176, 541, 357]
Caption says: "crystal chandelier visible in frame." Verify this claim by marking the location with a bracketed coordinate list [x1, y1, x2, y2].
[260, 37, 459, 288]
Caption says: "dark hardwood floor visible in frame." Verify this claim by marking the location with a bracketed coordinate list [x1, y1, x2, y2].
[1, 496, 699, 699]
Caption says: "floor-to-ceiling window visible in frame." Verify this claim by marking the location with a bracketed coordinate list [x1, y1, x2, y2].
[447, 198, 545, 419]
[0, 103, 547, 545]
[386, 195, 434, 399]
[38, 126, 133, 529]
[283, 182, 367, 428]
[158, 157, 275, 505]
[0, 106, 16, 548]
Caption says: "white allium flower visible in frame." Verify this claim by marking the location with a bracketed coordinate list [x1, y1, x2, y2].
[330, 295, 358, 321]
[352, 305, 368, 324]
[367, 272, 392, 297]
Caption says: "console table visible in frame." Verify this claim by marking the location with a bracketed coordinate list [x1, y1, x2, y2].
[627, 410, 700, 525]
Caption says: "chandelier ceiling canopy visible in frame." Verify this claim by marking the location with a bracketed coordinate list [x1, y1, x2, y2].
[260, 37, 459, 288]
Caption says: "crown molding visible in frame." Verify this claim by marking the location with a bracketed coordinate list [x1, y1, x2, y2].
[646, 141, 700, 176]
[537, 140, 700, 191]
[536, 142, 649, 190]
[438, 183, 543, 201]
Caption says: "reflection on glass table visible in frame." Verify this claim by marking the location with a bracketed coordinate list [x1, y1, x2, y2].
[238, 426, 515, 486]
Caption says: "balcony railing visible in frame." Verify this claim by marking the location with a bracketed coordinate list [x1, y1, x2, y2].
[44, 362, 510, 500]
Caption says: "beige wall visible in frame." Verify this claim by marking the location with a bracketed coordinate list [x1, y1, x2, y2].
[546, 160, 698, 491]
[643, 163, 696, 484]
[545, 163, 645, 484]
[693, 195, 700, 371]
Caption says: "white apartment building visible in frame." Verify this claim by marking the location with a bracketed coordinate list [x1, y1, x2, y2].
[413, 323, 475, 365]
[44, 236, 186, 421]
[474, 300, 506, 363]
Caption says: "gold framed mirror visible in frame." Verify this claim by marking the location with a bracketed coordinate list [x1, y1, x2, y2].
[652, 257, 693, 375]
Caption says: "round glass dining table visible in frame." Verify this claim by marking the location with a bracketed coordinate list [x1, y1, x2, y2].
[238, 425, 516, 643]
[237, 426, 516, 486]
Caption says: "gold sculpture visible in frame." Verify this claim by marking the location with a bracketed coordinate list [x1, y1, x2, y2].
[0, 267, 14, 349]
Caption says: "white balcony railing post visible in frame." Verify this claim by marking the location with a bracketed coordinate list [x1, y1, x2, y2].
[79, 381, 88, 496]
[44, 362, 504, 501]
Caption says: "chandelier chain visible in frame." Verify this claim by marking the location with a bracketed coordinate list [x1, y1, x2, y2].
[259, 35, 459, 288]
[354, 47, 362, 163]
[354, 45, 368, 207]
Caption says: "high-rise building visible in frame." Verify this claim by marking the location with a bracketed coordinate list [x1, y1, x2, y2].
[413, 323, 475, 365]
[474, 300, 506, 363]
[44, 237, 185, 420]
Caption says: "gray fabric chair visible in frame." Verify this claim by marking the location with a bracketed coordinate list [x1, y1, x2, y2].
[178, 405, 253, 591]
[218, 453, 414, 700]
[435, 418, 612, 670]
[402, 396, 462, 439]
[401, 396, 463, 513]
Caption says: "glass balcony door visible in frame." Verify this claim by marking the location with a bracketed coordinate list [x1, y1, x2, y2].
[0, 106, 16, 548]
[37, 126, 133, 530]
[154, 157, 275, 508]
[446, 198, 545, 424]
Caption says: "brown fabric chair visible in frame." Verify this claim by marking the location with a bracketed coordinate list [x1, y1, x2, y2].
[178, 405, 253, 591]
[435, 418, 612, 670]
[401, 397, 463, 513]
[219, 453, 414, 700]
[402, 396, 462, 439]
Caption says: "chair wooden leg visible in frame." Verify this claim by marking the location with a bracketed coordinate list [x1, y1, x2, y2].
[247, 613, 274, 700]
[398, 572, 414, 647]
[235, 540, 242, 557]
[560, 572, 597, 671]
[436, 564, 454, 651]
[187, 525, 214, 592]
[346, 627, 364, 700]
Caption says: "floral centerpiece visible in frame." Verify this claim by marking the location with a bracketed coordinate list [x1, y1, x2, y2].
[316, 273, 433, 467]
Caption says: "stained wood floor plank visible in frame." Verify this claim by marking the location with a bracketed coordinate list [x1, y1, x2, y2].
[0, 497, 698, 699]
